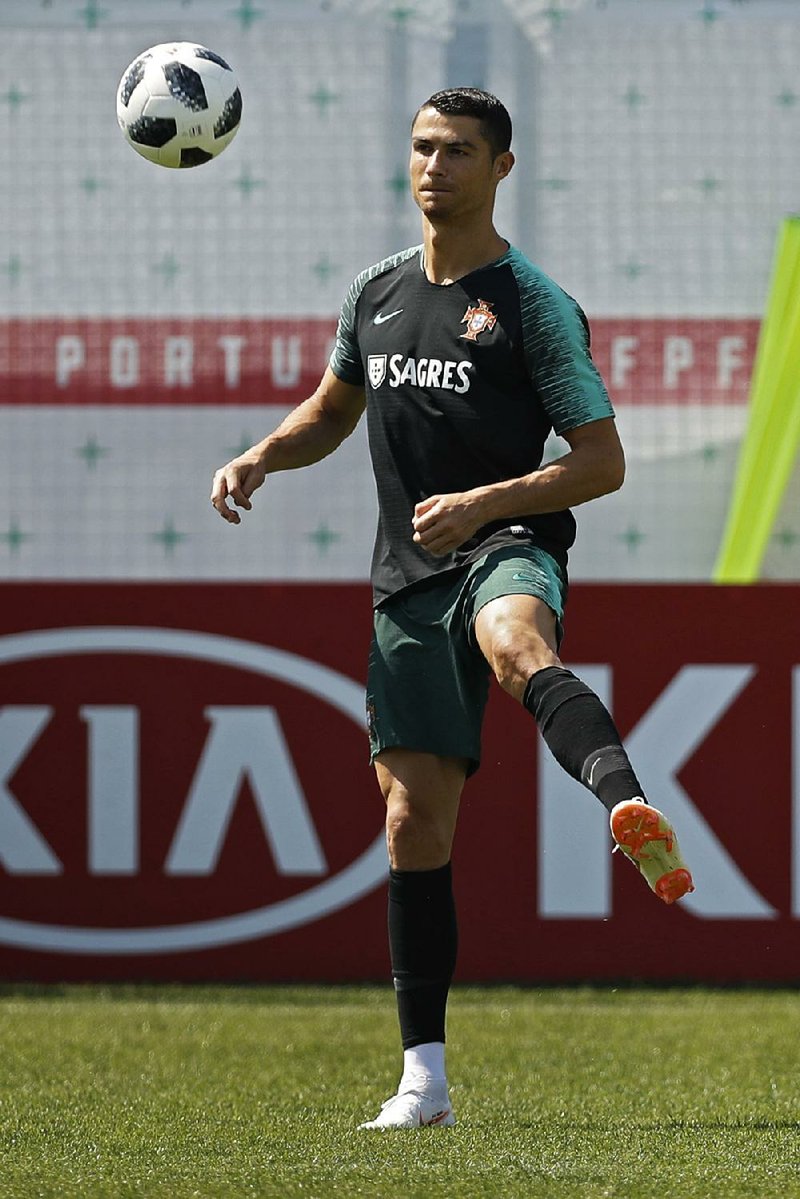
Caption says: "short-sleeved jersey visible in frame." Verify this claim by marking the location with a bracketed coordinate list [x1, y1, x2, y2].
[329, 243, 614, 606]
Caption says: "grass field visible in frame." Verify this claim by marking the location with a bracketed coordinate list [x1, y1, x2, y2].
[0, 984, 798, 1199]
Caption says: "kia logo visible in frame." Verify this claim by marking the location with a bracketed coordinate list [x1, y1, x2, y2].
[0, 627, 387, 954]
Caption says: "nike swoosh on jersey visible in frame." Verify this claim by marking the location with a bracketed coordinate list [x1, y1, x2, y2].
[373, 309, 404, 325]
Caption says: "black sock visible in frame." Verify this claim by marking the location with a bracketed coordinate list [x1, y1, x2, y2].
[523, 665, 645, 812]
[388, 863, 457, 1050]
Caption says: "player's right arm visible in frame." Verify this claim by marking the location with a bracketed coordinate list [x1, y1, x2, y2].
[210, 366, 365, 524]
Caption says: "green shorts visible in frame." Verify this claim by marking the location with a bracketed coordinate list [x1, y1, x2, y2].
[366, 544, 567, 775]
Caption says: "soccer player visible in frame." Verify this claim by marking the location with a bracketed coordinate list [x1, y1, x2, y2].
[210, 88, 694, 1131]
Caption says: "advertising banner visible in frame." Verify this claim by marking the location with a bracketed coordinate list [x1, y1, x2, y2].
[0, 318, 757, 406]
[0, 582, 797, 982]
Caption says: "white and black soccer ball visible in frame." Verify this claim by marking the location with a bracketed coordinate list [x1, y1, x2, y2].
[116, 43, 242, 168]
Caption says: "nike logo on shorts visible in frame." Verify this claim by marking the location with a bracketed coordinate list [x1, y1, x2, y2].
[373, 309, 404, 325]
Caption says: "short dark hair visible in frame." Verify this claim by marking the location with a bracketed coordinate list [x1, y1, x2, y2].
[413, 88, 512, 158]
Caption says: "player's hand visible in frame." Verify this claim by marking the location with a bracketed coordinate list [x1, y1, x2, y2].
[210, 452, 267, 524]
[412, 492, 483, 556]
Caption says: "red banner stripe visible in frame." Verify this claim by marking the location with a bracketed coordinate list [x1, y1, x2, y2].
[0, 317, 758, 406]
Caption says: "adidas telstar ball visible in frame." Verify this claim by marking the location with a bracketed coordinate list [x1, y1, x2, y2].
[116, 43, 242, 168]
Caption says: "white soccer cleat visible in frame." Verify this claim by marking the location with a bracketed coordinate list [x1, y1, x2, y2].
[358, 1087, 456, 1130]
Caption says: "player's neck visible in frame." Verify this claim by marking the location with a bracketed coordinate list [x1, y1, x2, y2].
[421, 222, 508, 286]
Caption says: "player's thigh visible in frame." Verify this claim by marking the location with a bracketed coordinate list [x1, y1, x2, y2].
[468, 546, 566, 700]
[375, 747, 467, 870]
[472, 592, 561, 700]
[473, 592, 560, 700]
[367, 586, 490, 773]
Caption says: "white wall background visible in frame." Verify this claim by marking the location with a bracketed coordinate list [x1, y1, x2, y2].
[0, 0, 798, 582]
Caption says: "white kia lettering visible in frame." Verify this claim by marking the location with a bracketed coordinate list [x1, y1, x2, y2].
[539, 664, 776, 920]
[82, 706, 139, 875]
[1, 636, 791, 949]
[0, 706, 62, 874]
[538, 667, 610, 917]
[166, 707, 327, 877]
[0, 628, 388, 954]
[624, 664, 773, 919]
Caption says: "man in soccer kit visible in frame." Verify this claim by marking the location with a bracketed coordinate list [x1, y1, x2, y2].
[210, 88, 694, 1131]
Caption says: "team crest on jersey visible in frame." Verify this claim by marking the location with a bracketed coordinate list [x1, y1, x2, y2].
[461, 298, 497, 342]
[368, 354, 388, 387]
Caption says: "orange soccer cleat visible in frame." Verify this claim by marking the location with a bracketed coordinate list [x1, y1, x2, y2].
[610, 799, 695, 905]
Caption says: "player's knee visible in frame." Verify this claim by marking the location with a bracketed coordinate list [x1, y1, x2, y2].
[385, 798, 452, 870]
[486, 626, 522, 693]
[483, 617, 557, 699]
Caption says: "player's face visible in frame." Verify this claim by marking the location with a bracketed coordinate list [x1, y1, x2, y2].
[409, 108, 512, 223]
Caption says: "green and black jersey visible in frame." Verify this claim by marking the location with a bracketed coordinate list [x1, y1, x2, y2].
[329, 243, 614, 606]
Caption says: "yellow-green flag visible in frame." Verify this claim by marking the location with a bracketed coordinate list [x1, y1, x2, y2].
[714, 216, 800, 582]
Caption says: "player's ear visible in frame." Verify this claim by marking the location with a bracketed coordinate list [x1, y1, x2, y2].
[495, 151, 514, 182]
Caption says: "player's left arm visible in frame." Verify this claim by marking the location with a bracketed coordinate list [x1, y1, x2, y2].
[412, 417, 624, 557]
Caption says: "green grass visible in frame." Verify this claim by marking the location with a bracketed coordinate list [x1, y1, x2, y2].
[0, 984, 798, 1198]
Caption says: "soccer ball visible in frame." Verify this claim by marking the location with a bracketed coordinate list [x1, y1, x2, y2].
[116, 43, 242, 168]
